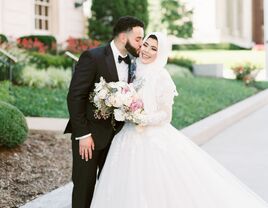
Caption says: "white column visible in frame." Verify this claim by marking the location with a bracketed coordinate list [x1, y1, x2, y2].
[264, 0, 268, 80]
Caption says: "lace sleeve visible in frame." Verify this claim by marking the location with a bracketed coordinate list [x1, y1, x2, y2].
[141, 70, 178, 126]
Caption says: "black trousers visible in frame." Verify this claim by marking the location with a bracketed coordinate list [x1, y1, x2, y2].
[71, 137, 111, 208]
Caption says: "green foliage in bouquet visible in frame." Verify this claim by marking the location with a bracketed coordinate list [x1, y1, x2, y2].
[0, 101, 28, 147]
[89, 0, 149, 42]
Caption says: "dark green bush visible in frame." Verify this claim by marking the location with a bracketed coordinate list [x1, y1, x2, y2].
[0, 101, 28, 147]
[168, 57, 196, 71]
[0, 34, 8, 44]
[172, 43, 246, 51]
[29, 52, 74, 69]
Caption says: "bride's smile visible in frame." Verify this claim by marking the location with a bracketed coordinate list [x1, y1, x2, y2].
[140, 35, 158, 64]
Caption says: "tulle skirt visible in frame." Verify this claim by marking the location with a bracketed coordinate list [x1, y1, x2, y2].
[90, 123, 268, 208]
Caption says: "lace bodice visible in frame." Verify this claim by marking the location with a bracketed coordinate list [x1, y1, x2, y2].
[135, 66, 178, 126]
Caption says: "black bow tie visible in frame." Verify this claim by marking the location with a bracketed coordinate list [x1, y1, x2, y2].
[118, 55, 130, 65]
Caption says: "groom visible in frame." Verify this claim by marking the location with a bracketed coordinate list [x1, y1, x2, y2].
[64, 16, 145, 208]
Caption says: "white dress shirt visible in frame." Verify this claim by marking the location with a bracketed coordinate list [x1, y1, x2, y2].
[76, 40, 129, 140]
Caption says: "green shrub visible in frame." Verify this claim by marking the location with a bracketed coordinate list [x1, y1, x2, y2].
[166, 64, 193, 78]
[172, 43, 246, 51]
[29, 52, 73, 69]
[168, 57, 196, 71]
[20, 65, 71, 88]
[0, 34, 8, 44]
[0, 101, 28, 147]
[0, 81, 14, 103]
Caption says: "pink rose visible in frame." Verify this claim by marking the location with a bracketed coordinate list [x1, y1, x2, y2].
[130, 99, 144, 112]
[121, 86, 130, 94]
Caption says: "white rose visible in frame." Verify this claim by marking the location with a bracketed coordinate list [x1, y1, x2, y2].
[98, 89, 108, 99]
[114, 109, 125, 121]
[93, 95, 99, 103]
[113, 93, 124, 107]
[123, 96, 132, 106]
[105, 97, 113, 107]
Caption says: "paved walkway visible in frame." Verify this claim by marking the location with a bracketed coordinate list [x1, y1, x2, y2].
[21, 93, 268, 207]
[202, 104, 268, 202]
[26, 117, 68, 132]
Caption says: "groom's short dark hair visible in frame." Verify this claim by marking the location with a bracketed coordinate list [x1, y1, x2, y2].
[113, 16, 144, 37]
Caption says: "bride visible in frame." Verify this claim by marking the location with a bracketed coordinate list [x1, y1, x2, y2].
[90, 32, 268, 208]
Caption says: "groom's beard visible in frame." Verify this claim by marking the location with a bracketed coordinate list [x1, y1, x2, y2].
[125, 41, 139, 57]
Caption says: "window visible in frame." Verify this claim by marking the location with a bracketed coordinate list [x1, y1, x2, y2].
[34, 0, 50, 31]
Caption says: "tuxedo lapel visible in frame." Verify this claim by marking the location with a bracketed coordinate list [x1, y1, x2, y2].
[104, 44, 119, 82]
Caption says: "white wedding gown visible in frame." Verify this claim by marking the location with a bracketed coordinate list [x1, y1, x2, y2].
[90, 62, 268, 208]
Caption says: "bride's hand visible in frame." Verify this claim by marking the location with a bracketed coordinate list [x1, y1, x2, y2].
[79, 136, 95, 161]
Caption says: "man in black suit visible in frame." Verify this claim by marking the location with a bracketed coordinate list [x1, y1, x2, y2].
[64, 16, 145, 208]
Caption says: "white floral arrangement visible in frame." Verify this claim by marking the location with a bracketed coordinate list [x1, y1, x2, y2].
[90, 77, 145, 126]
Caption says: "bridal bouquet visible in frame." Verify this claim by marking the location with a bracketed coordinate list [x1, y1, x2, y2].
[90, 77, 145, 125]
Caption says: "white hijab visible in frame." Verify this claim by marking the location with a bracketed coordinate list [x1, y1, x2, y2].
[135, 32, 178, 105]
[136, 32, 172, 71]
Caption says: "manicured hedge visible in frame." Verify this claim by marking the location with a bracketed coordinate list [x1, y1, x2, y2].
[0, 101, 28, 147]
[168, 57, 196, 71]
[29, 52, 73, 69]
[172, 43, 246, 51]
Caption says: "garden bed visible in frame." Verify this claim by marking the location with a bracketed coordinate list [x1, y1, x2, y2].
[0, 130, 72, 208]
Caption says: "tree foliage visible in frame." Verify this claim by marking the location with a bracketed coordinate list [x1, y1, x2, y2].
[161, 0, 193, 38]
[89, 0, 149, 42]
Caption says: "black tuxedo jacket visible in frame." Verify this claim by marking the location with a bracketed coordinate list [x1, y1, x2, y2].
[64, 44, 124, 150]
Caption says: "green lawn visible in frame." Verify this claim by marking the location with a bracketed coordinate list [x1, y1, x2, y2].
[171, 77, 258, 129]
[1, 64, 265, 129]
[172, 50, 265, 69]
[12, 86, 68, 118]
[9, 74, 265, 129]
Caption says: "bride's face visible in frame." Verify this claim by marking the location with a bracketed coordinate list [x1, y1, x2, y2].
[139, 37, 158, 64]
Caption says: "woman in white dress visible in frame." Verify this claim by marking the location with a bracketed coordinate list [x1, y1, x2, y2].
[90, 32, 268, 208]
